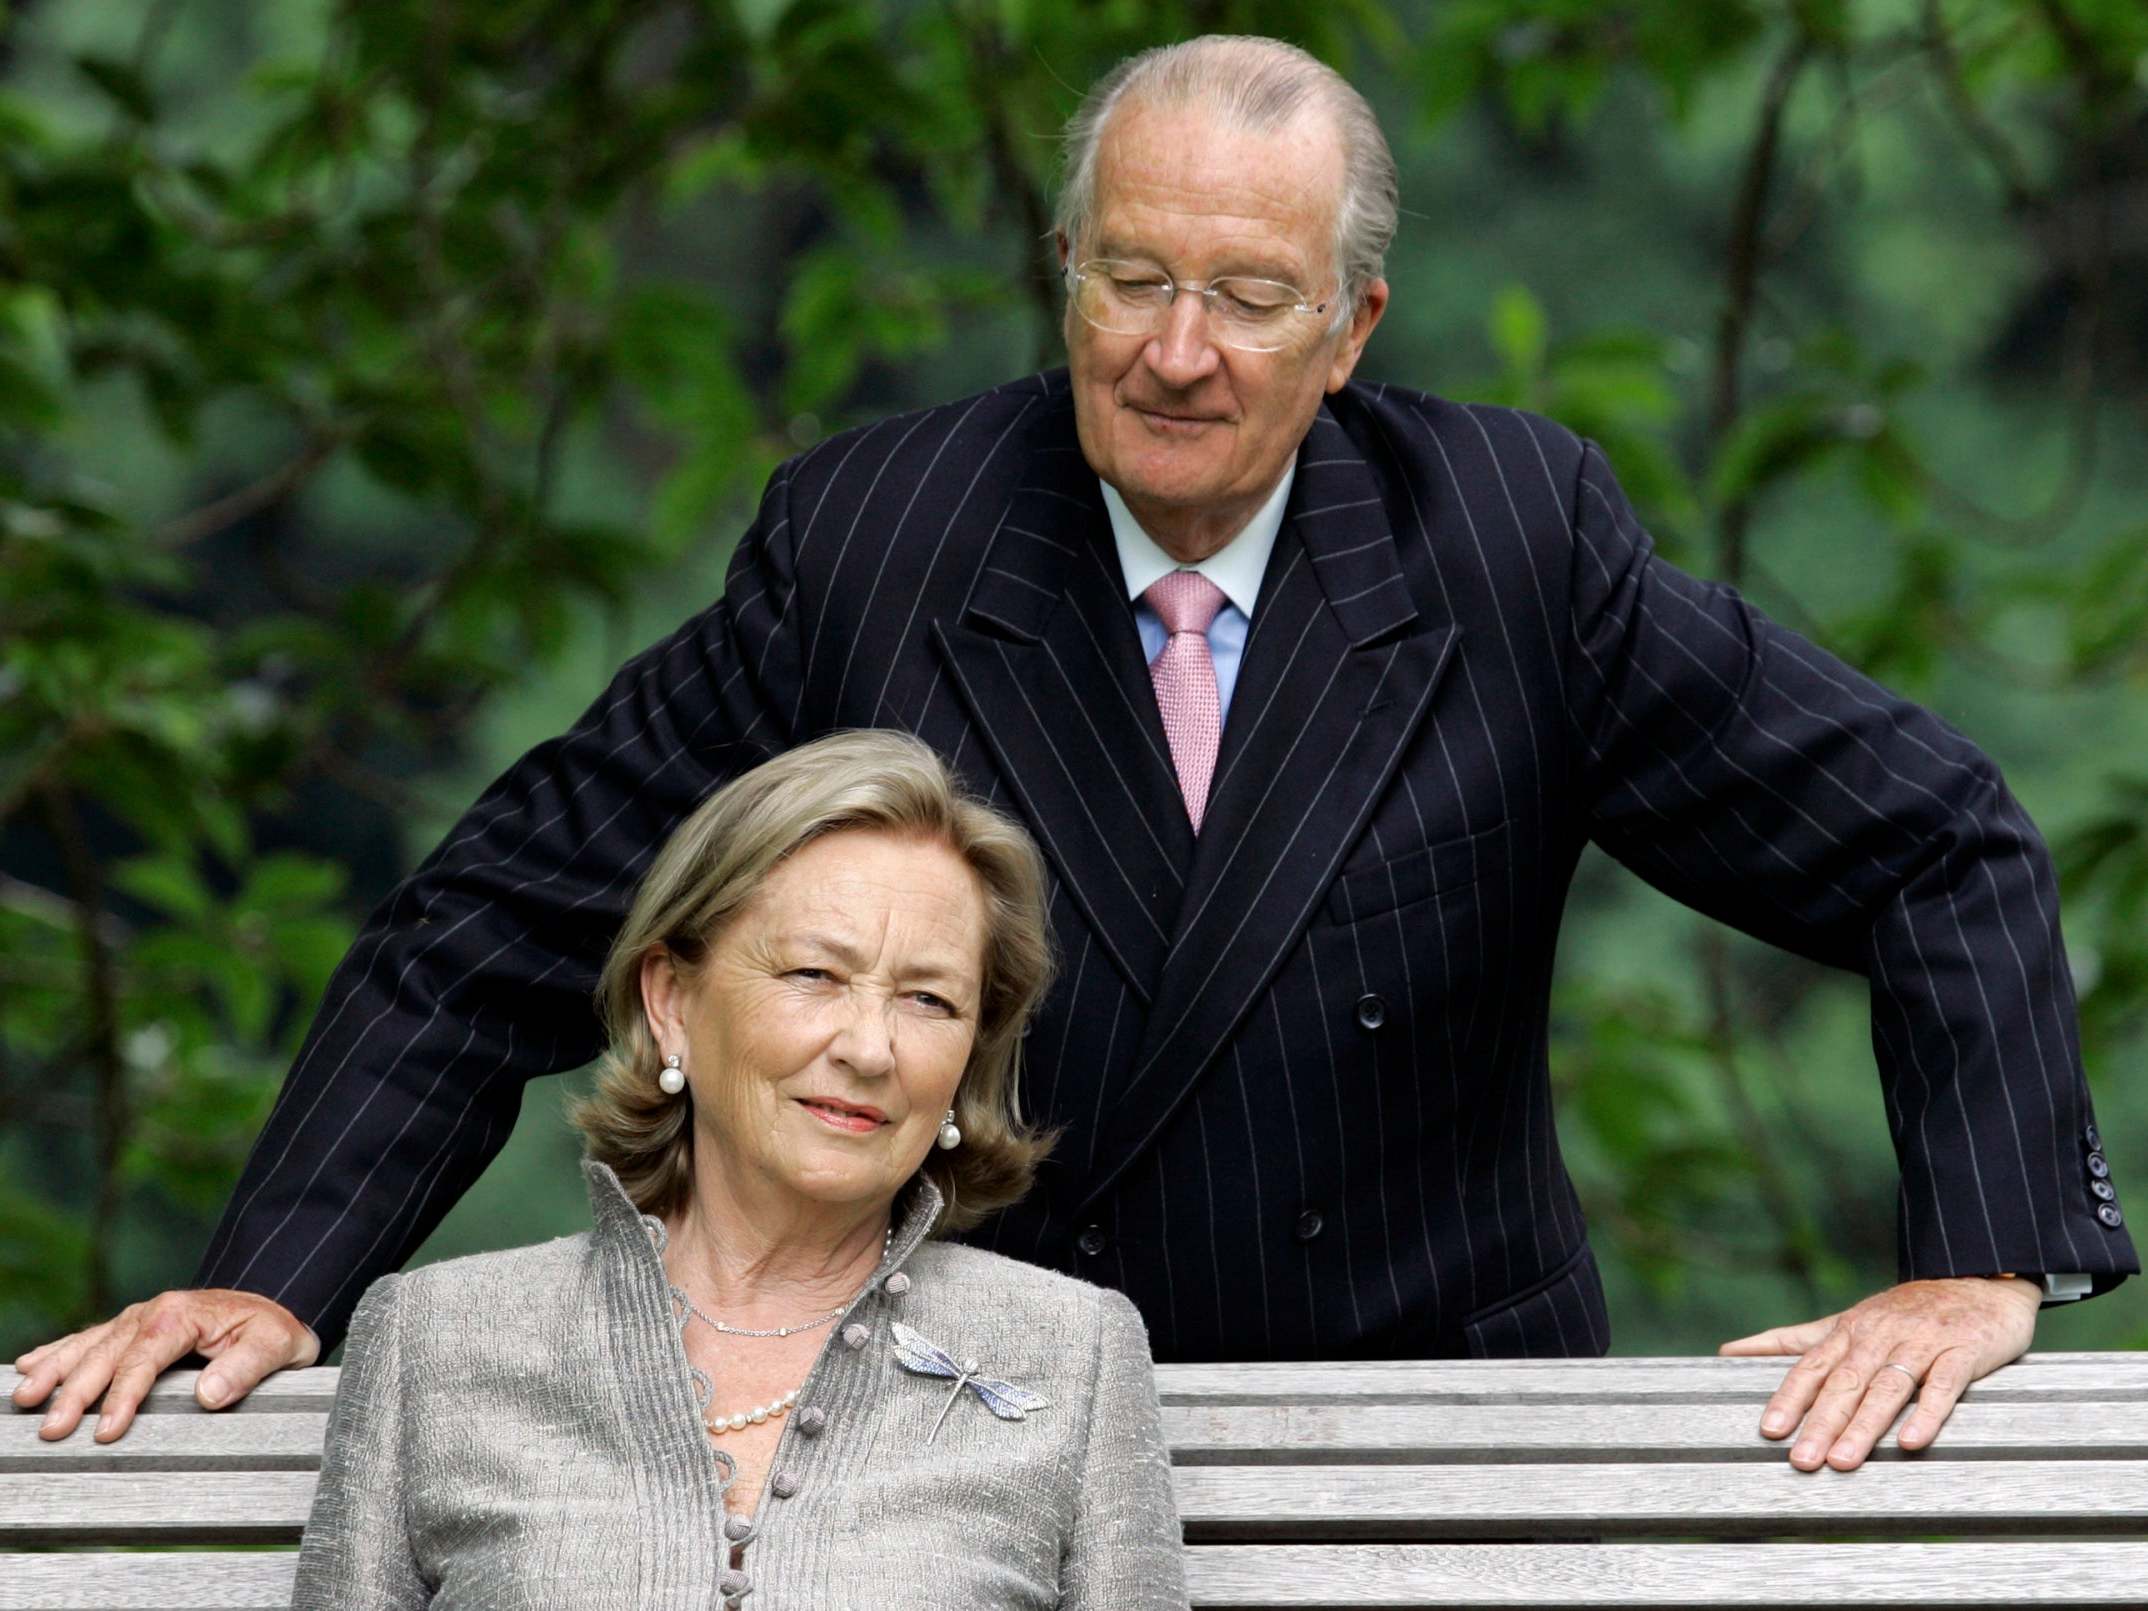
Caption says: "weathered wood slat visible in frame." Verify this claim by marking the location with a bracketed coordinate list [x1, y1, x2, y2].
[0, 1475, 315, 1545]
[23, 1456, 2147, 1548]
[1, 1371, 339, 1415]
[0, 1415, 327, 1473]
[8, 1542, 2142, 1611]
[1173, 1460, 2148, 1539]
[1154, 1354, 2148, 1404]
[14, 1399, 2144, 1473]
[1162, 1399, 2148, 1463]
[0, 1553, 296, 1611]
[8, 1353, 2145, 1416]
[1181, 1542, 2148, 1606]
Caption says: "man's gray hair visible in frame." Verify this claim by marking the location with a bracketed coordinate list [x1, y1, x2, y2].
[1053, 35, 1398, 314]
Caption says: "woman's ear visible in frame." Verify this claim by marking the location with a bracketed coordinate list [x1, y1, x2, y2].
[639, 946, 687, 1054]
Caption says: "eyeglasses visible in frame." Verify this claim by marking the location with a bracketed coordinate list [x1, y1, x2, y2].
[1064, 258, 1334, 353]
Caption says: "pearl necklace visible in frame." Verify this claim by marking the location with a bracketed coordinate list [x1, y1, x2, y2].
[704, 1384, 801, 1435]
[675, 1224, 894, 1438]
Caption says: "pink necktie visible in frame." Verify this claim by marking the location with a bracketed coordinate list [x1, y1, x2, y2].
[1144, 571, 1227, 832]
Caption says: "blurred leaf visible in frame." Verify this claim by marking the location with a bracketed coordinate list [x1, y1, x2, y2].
[73, 55, 157, 124]
[235, 852, 347, 916]
[1488, 283, 1547, 378]
[110, 853, 213, 923]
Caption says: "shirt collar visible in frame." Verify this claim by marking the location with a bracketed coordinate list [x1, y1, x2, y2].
[584, 1155, 944, 1280]
[1102, 458, 1294, 620]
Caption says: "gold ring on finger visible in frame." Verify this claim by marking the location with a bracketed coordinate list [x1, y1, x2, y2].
[1877, 1360, 1921, 1389]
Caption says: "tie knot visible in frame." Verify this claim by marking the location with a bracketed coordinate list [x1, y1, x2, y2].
[1144, 570, 1227, 637]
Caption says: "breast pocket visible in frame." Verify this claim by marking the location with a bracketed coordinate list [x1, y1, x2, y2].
[1321, 819, 1510, 926]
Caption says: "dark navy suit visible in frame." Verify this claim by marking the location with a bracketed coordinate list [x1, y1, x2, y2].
[197, 370, 2137, 1360]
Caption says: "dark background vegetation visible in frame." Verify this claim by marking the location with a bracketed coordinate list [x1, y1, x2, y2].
[4, 0, 2146, 1359]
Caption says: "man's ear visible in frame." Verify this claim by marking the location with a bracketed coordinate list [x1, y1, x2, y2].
[1325, 276, 1389, 394]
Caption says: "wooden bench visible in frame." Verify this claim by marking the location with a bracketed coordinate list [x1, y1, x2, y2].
[6, 1353, 2147, 1607]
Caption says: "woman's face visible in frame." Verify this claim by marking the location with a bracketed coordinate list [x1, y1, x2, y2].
[646, 827, 989, 1217]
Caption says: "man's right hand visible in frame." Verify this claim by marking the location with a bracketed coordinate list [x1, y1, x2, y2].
[10, 1288, 320, 1443]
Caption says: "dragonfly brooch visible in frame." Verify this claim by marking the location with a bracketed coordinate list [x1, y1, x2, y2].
[890, 1322, 1051, 1443]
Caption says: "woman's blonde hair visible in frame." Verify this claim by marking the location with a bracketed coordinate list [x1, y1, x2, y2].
[568, 729, 1057, 1232]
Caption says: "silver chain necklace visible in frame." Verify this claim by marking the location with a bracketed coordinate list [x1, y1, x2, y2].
[666, 1223, 893, 1338]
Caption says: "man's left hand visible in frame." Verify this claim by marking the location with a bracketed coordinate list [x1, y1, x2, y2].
[1718, 1276, 2040, 1470]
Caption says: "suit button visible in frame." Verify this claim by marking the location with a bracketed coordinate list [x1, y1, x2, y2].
[1295, 1210, 1325, 1242]
[2093, 1179, 2118, 1202]
[1355, 993, 1387, 1031]
[2088, 1153, 2111, 1180]
[1077, 1225, 1108, 1257]
[2087, 1124, 2103, 1151]
[2098, 1202, 2125, 1229]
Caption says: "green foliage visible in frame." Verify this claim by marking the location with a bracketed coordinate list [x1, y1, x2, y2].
[4, 0, 2146, 1355]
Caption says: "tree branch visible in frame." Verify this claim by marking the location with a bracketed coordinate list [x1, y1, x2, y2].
[154, 428, 349, 548]
[36, 784, 128, 1320]
[962, 12, 1061, 367]
[1700, 927, 1828, 1311]
[1710, 33, 1814, 588]
[1921, 0, 2042, 212]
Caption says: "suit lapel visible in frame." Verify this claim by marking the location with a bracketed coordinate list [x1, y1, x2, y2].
[933, 399, 1193, 1003]
[1077, 402, 1461, 1209]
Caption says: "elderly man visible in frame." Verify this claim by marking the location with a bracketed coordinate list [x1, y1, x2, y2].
[17, 35, 2133, 1476]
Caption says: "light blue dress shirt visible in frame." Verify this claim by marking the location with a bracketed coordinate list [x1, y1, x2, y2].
[1102, 462, 1294, 728]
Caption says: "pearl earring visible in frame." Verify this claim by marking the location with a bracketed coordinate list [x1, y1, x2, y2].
[657, 1052, 686, 1096]
[936, 1108, 961, 1150]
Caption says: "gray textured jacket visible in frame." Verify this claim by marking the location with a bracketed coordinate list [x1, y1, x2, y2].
[293, 1161, 1186, 1609]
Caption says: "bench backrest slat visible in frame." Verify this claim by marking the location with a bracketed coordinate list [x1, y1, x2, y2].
[0, 1413, 326, 1472]
[9, 1541, 2148, 1609]
[1153, 1354, 2148, 1403]
[1180, 1542, 2148, 1606]
[1161, 1399, 2148, 1460]
[1174, 1459, 2148, 1539]
[10, 1456, 2145, 1547]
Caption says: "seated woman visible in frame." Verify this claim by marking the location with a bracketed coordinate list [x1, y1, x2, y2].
[294, 730, 1186, 1609]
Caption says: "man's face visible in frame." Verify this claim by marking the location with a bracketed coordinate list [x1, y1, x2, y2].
[1065, 97, 1387, 555]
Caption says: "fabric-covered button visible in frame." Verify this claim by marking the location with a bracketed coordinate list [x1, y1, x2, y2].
[1076, 1225, 1108, 1258]
[843, 1322, 870, 1349]
[1296, 1210, 1325, 1242]
[718, 1567, 751, 1598]
[770, 1470, 801, 1500]
[2088, 1153, 2111, 1180]
[723, 1515, 756, 1543]
[1355, 993, 1387, 1031]
[2093, 1179, 2118, 1202]
[2099, 1202, 2125, 1229]
[796, 1406, 827, 1437]
[2087, 1123, 2103, 1151]
[883, 1271, 911, 1296]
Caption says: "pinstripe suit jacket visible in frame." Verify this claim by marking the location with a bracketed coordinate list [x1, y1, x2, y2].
[197, 368, 2136, 1362]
